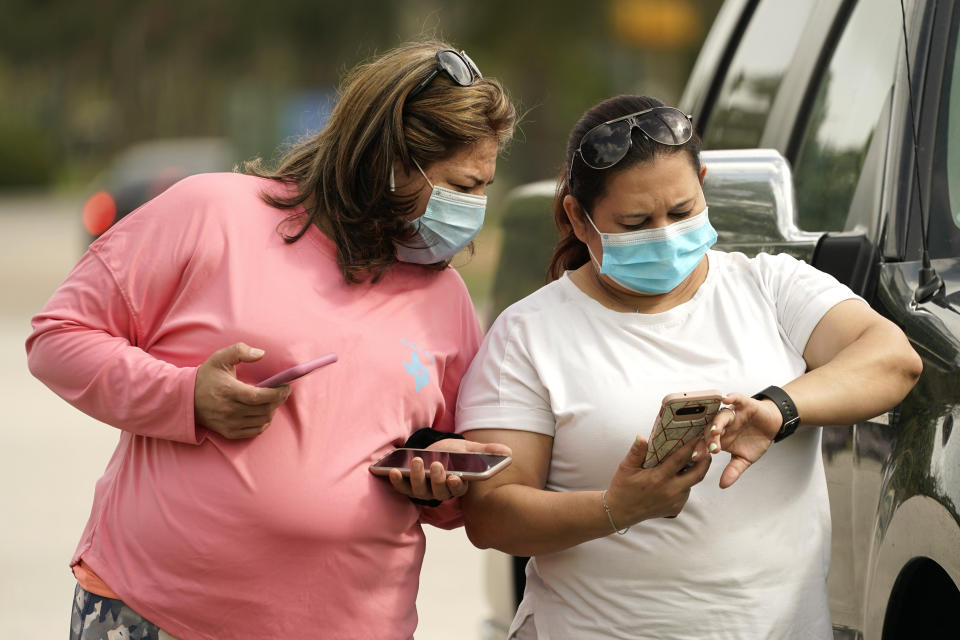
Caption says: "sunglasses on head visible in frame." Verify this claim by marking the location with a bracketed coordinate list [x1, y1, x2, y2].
[568, 106, 694, 180]
[407, 49, 482, 100]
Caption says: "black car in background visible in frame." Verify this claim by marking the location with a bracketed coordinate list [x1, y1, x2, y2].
[81, 137, 235, 240]
[491, 0, 960, 637]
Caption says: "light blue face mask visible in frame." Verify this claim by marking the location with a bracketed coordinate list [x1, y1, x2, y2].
[585, 207, 717, 294]
[395, 159, 486, 264]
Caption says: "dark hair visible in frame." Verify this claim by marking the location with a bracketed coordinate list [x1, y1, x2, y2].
[244, 41, 516, 283]
[546, 95, 702, 281]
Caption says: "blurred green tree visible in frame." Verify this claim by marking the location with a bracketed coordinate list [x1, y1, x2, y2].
[0, 0, 721, 190]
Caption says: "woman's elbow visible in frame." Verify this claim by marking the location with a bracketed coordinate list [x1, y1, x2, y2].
[464, 519, 529, 555]
[25, 320, 66, 382]
[462, 494, 519, 552]
[462, 506, 499, 550]
[25, 335, 53, 383]
[907, 350, 923, 382]
[463, 520, 494, 550]
[896, 339, 923, 388]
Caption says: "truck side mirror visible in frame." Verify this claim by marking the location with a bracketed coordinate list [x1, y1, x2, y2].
[701, 149, 821, 261]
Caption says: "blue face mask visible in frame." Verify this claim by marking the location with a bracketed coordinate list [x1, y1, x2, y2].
[395, 160, 486, 264]
[585, 207, 717, 294]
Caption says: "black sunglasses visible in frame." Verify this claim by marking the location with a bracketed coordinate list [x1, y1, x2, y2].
[408, 49, 482, 100]
[568, 107, 693, 180]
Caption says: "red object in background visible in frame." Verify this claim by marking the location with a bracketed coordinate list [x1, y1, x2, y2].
[82, 191, 117, 236]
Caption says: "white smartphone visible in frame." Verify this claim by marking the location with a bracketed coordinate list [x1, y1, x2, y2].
[642, 389, 723, 469]
[369, 448, 512, 480]
[255, 353, 338, 388]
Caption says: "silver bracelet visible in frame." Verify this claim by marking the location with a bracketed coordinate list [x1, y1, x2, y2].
[601, 489, 630, 535]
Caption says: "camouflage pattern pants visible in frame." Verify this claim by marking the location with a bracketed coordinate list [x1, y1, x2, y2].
[69, 584, 179, 640]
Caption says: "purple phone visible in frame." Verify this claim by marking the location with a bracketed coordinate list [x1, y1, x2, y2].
[255, 353, 338, 387]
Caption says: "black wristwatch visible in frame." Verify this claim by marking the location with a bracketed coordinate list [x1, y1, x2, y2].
[752, 385, 801, 442]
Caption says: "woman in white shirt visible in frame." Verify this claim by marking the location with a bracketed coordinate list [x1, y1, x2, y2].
[454, 94, 922, 639]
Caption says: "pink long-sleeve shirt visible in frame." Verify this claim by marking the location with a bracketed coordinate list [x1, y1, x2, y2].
[26, 173, 482, 640]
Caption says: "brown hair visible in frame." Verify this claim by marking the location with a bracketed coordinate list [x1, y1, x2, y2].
[546, 95, 702, 281]
[245, 41, 516, 283]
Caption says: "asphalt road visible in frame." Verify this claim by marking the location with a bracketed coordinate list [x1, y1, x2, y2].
[0, 193, 513, 638]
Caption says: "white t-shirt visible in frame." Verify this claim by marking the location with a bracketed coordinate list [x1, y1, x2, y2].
[456, 250, 859, 640]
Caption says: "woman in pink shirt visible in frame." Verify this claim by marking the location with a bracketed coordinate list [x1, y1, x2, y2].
[27, 41, 514, 640]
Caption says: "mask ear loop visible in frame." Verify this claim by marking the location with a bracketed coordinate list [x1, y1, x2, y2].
[580, 207, 605, 272]
[411, 157, 435, 190]
[586, 244, 604, 272]
[583, 209, 602, 236]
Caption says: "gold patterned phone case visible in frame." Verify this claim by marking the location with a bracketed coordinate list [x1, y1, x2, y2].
[642, 391, 722, 468]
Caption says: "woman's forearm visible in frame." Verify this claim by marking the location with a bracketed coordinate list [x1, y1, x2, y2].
[27, 319, 202, 442]
[26, 249, 203, 444]
[463, 484, 621, 556]
[786, 322, 922, 427]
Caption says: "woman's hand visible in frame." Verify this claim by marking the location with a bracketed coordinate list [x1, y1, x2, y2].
[388, 439, 513, 503]
[704, 393, 782, 488]
[194, 343, 291, 439]
[604, 433, 711, 524]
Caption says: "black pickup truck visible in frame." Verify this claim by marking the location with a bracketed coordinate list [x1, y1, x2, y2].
[490, 1, 960, 637]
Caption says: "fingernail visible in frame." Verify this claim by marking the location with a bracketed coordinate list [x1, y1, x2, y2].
[691, 451, 699, 459]
[250, 348, 265, 357]
[710, 425, 718, 433]
[709, 443, 718, 452]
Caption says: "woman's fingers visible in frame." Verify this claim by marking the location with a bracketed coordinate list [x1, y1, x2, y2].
[408, 457, 429, 497]
[685, 446, 712, 483]
[452, 439, 513, 457]
[387, 459, 462, 502]
[388, 468, 410, 496]
[429, 461, 448, 500]
[203, 396, 287, 438]
[446, 474, 467, 498]
[720, 456, 752, 489]
[706, 405, 737, 451]
[194, 348, 290, 439]
[228, 424, 271, 439]
[655, 433, 702, 476]
[669, 439, 711, 485]
[233, 383, 290, 407]
[607, 435, 713, 522]
[388, 467, 427, 499]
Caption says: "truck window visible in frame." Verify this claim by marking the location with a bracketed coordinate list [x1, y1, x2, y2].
[928, 5, 960, 258]
[701, 0, 816, 150]
[790, 0, 901, 232]
[948, 17, 960, 232]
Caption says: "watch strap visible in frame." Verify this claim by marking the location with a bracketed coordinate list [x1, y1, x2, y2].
[751, 385, 801, 442]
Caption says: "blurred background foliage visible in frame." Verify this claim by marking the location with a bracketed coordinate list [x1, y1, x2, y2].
[0, 0, 722, 193]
